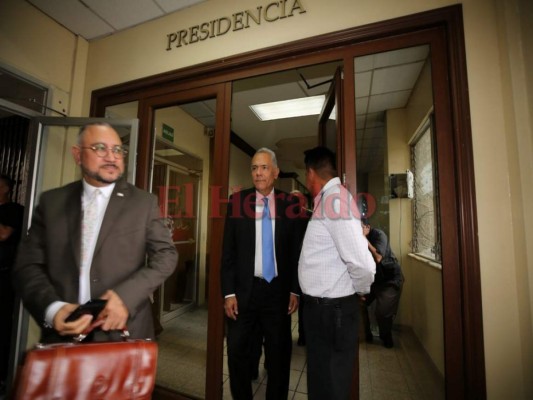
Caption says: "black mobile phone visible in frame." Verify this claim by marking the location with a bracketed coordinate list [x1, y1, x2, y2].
[65, 299, 107, 322]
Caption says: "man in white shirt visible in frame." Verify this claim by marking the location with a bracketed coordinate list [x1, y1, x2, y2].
[298, 146, 375, 400]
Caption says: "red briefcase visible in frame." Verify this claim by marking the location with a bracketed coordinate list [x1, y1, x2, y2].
[12, 339, 158, 400]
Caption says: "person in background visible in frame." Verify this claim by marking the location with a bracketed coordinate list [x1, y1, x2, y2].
[13, 122, 177, 343]
[298, 146, 375, 400]
[0, 174, 24, 394]
[221, 147, 302, 400]
[361, 217, 404, 348]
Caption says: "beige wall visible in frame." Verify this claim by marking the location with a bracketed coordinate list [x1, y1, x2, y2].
[2, 0, 533, 397]
[466, 1, 532, 397]
[0, 0, 88, 116]
[409, 256, 445, 375]
[229, 145, 252, 193]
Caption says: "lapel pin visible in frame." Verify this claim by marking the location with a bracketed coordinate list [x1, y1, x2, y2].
[117, 192, 124, 197]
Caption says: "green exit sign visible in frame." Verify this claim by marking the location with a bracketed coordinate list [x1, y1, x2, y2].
[162, 123, 174, 141]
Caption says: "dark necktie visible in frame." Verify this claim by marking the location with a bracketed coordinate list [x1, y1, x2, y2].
[262, 197, 275, 282]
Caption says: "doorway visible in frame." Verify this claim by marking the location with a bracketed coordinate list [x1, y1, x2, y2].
[90, 6, 483, 399]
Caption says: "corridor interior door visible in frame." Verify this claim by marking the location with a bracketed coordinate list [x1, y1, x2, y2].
[152, 143, 202, 322]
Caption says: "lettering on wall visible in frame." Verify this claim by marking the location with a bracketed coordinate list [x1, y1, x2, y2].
[165, 0, 307, 51]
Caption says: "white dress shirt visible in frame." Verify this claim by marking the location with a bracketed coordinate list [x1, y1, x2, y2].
[298, 177, 375, 297]
[78, 181, 114, 303]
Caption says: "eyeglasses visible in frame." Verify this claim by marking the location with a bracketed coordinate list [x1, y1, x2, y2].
[80, 144, 128, 158]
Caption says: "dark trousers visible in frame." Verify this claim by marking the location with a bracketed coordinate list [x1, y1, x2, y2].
[363, 282, 402, 341]
[250, 321, 264, 377]
[226, 278, 292, 400]
[0, 272, 15, 384]
[303, 294, 359, 400]
[297, 299, 305, 343]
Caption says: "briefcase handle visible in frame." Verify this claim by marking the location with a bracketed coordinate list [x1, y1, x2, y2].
[74, 326, 130, 342]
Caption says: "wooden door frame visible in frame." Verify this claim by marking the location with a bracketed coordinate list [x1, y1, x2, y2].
[318, 67, 344, 176]
[91, 5, 484, 399]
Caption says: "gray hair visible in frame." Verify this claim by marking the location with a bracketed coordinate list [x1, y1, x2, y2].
[254, 147, 278, 168]
[77, 122, 114, 145]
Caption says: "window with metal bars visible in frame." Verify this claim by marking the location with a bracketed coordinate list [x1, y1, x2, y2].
[410, 115, 441, 262]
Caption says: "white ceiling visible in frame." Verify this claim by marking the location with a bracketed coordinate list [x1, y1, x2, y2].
[24, 1, 430, 180]
[181, 46, 430, 177]
[26, 0, 207, 41]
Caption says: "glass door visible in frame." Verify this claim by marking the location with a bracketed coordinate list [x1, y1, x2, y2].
[153, 138, 202, 322]
[354, 45, 445, 399]
[148, 100, 214, 399]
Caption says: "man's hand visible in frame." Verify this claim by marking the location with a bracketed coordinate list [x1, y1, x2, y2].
[98, 290, 129, 331]
[287, 293, 299, 315]
[224, 296, 238, 320]
[53, 303, 94, 336]
[0, 223, 14, 241]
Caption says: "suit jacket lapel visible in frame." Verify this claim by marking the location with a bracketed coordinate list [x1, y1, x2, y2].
[274, 189, 283, 251]
[241, 190, 256, 262]
[94, 179, 129, 256]
[68, 181, 84, 269]
[247, 190, 256, 238]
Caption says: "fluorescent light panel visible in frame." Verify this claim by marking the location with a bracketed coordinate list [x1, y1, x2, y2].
[155, 149, 183, 157]
[250, 95, 326, 121]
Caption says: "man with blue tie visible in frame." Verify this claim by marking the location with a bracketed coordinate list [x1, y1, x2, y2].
[221, 147, 303, 400]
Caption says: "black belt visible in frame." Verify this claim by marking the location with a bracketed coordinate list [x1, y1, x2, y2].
[302, 293, 356, 305]
[253, 276, 277, 283]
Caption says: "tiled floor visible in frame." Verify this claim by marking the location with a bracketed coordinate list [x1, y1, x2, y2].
[157, 307, 444, 400]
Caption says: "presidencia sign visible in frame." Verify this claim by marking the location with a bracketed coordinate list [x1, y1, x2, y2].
[166, 0, 307, 51]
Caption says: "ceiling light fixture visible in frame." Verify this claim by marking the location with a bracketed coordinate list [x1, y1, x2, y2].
[250, 95, 326, 121]
[155, 149, 183, 157]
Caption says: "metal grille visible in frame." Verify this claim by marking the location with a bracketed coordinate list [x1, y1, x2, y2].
[411, 121, 441, 261]
[0, 115, 29, 204]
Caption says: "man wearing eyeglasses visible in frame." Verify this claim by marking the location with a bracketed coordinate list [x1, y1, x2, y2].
[13, 122, 178, 343]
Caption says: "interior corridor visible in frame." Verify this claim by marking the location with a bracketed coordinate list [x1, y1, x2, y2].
[156, 307, 444, 399]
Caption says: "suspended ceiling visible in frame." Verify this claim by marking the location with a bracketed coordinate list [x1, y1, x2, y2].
[26, 0, 207, 41]
[19, 2, 430, 178]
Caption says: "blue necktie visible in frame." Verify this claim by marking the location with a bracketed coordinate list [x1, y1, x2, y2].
[262, 197, 275, 282]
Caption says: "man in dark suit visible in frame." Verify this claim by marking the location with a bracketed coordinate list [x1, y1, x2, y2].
[13, 122, 177, 343]
[221, 148, 302, 400]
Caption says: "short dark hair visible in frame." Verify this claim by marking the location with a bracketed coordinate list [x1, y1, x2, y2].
[78, 122, 114, 145]
[303, 146, 337, 179]
[0, 174, 15, 192]
[361, 217, 370, 226]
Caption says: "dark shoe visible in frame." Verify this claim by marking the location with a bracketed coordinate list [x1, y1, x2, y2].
[251, 369, 259, 381]
[382, 335, 394, 348]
